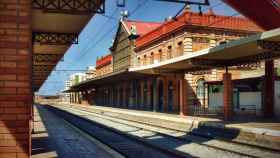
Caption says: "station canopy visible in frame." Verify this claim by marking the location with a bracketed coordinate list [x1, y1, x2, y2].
[129, 28, 280, 74]
[32, 0, 105, 91]
[64, 69, 157, 92]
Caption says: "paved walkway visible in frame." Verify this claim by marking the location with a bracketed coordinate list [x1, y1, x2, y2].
[54, 103, 280, 150]
[49, 104, 280, 158]
[60, 102, 280, 132]
[32, 104, 122, 158]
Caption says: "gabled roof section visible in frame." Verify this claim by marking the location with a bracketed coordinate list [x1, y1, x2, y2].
[110, 19, 162, 51]
[135, 11, 263, 50]
[123, 19, 163, 36]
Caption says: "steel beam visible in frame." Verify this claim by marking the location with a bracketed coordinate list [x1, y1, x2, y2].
[32, 0, 105, 14]
[156, 0, 210, 5]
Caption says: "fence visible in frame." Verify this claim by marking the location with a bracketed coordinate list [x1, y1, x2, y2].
[188, 105, 223, 118]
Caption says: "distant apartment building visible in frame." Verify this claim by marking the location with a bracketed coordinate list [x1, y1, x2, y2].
[68, 72, 86, 104]
[70, 72, 86, 86]
[86, 66, 97, 80]
[63, 80, 71, 102]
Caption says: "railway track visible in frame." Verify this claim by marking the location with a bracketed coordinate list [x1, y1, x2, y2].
[46, 105, 190, 158]
[46, 104, 280, 158]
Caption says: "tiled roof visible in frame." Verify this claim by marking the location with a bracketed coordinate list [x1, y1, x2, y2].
[96, 54, 112, 69]
[123, 20, 163, 36]
[135, 11, 263, 49]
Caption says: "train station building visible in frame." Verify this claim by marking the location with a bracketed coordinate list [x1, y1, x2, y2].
[67, 9, 280, 121]
[1, 0, 280, 157]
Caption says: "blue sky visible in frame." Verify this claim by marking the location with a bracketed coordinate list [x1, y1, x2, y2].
[38, 0, 238, 95]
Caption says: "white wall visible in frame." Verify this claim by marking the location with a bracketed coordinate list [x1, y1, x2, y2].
[209, 93, 223, 107]
[239, 92, 261, 108]
[209, 92, 261, 109]
[239, 92, 262, 115]
[275, 81, 280, 118]
[209, 82, 280, 118]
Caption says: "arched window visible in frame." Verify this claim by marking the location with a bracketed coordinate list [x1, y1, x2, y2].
[150, 52, 154, 64]
[143, 55, 147, 65]
[196, 78, 205, 98]
[158, 49, 163, 61]
[167, 45, 172, 59]
[177, 41, 183, 56]
[137, 57, 141, 66]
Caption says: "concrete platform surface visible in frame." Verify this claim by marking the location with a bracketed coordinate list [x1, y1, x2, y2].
[57, 103, 280, 151]
[32, 104, 122, 158]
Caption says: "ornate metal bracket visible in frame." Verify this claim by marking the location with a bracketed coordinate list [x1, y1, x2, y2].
[186, 70, 212, 75]
[33, 54, 63, 63]
[32, 0, 105, 14]
[33, 65, 55, 72]
[33, 32, 78, 45]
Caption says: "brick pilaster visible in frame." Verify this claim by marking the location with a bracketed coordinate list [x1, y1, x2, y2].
[139, 80, 144, 109]
[162, 77, 168, 112]
[172, 78, 179, 113]
[153, 79, 158, 112]
[146, 79, 152, 110]
[0, 0, 32, 158]
[179, 76, 187, 116]
[123, 82, 128, 107]
[183, 37, 192, 54]
[264, 60, 274, 117]
[223, 73, 233, 120]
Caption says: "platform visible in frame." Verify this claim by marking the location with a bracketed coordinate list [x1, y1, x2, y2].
[32, 104, 122, 158]
[57, 103, 280, 151]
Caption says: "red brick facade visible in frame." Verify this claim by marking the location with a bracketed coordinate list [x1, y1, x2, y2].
[96, 54, 113, 77]
[0, 0, 32, 157]
[135, 11, 262, 50]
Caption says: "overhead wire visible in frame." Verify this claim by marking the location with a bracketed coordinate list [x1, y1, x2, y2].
[69, 0, 150, 65]
[62, 7, 120, 66]
[43, 0, 243, 92]
[43, 0, 151, 92]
